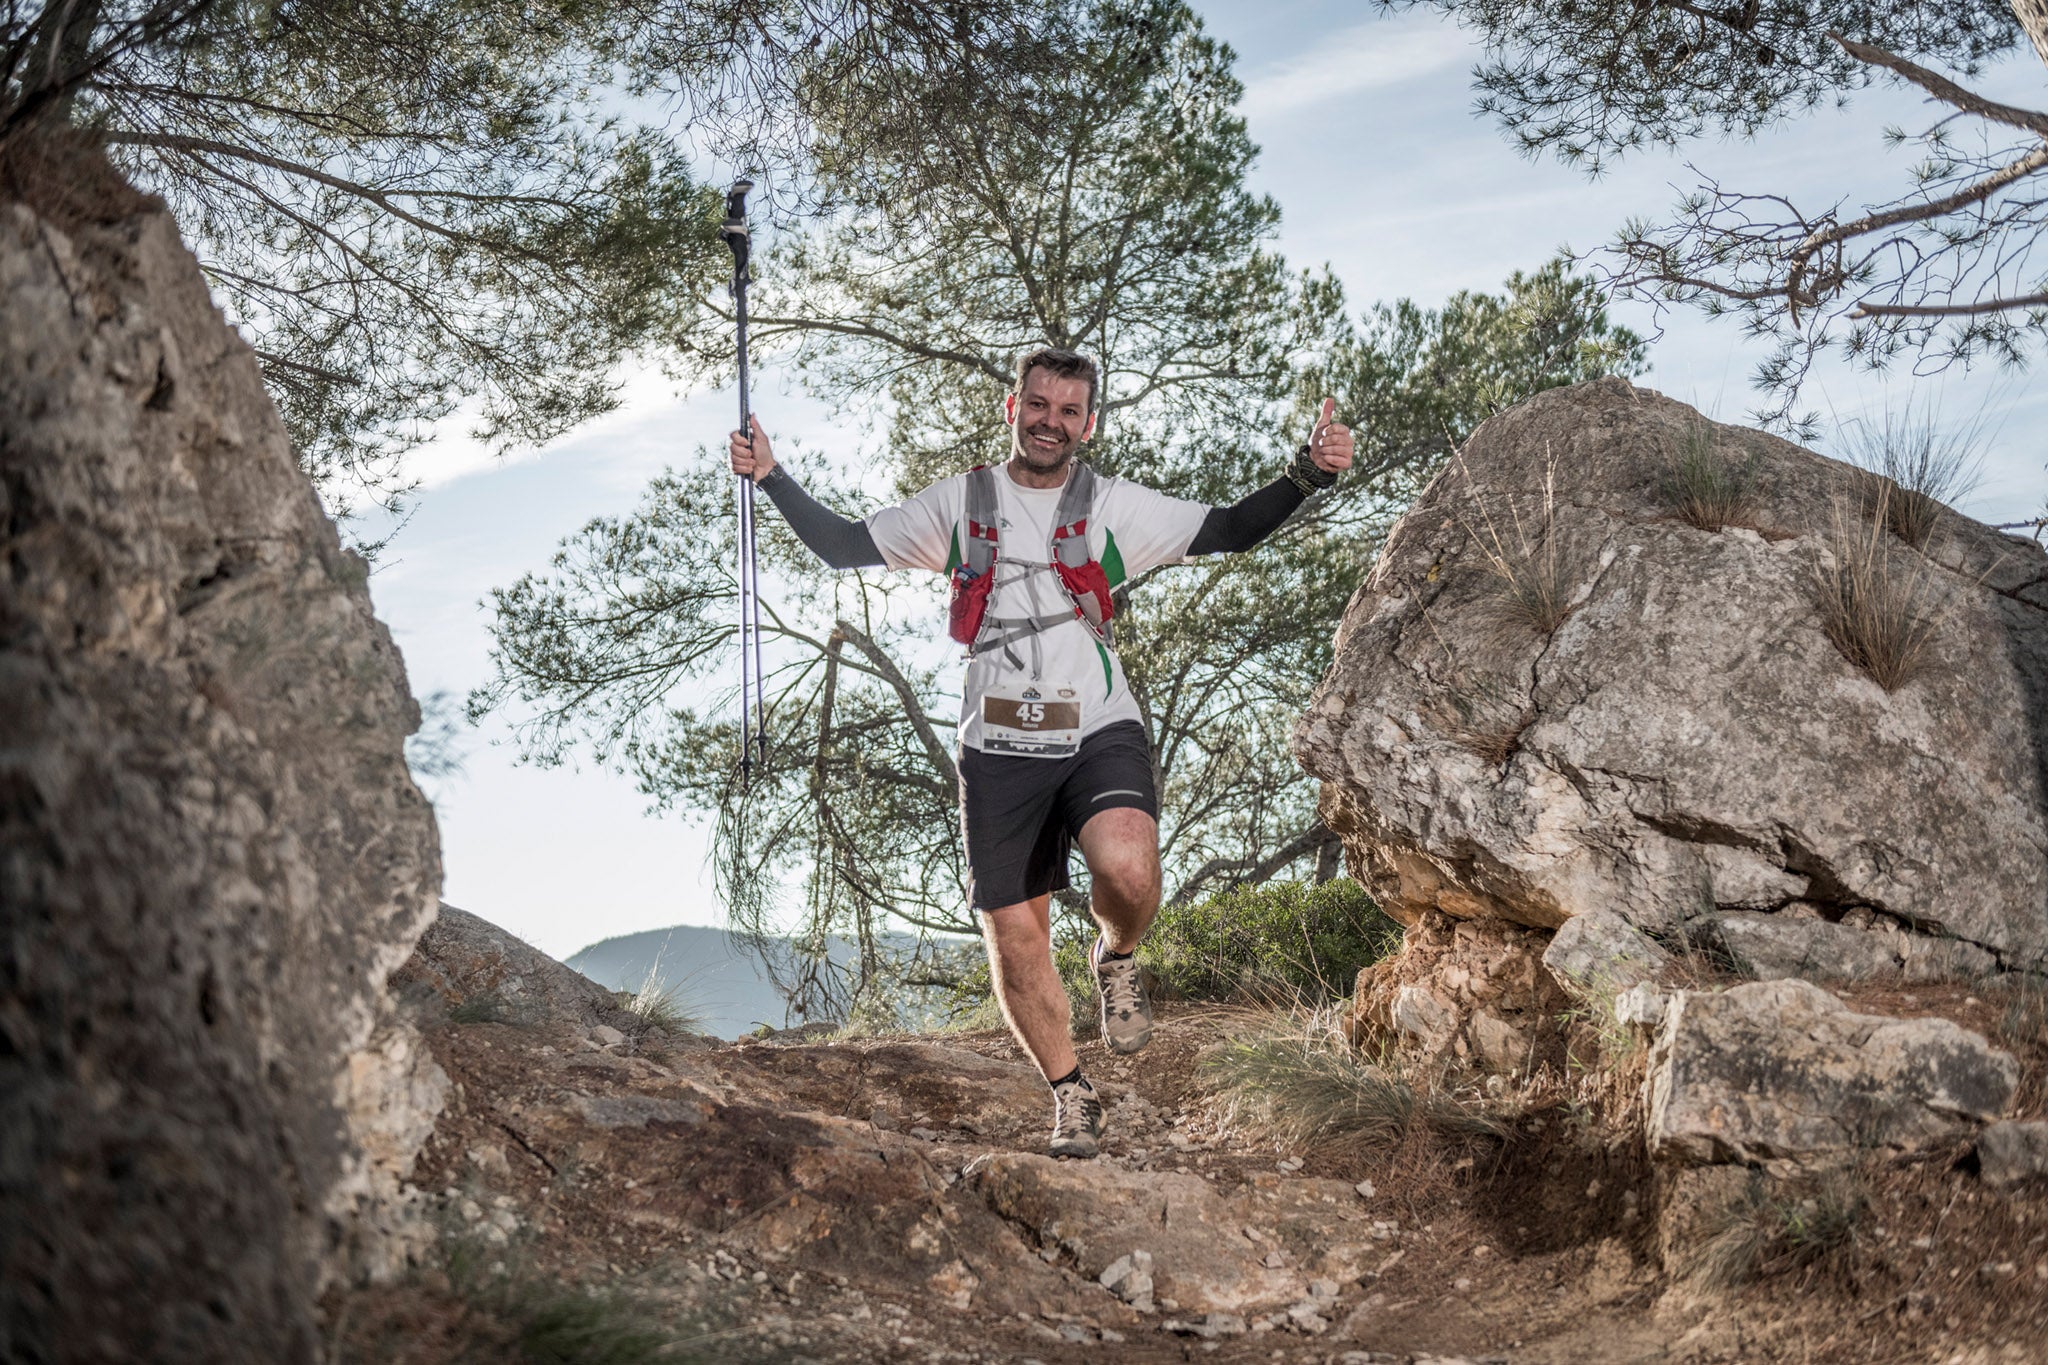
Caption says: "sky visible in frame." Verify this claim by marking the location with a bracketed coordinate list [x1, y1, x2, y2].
[361, 4, 2048, 961]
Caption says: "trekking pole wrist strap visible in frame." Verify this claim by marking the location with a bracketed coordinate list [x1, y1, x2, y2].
[1284, 443, 1339, 495]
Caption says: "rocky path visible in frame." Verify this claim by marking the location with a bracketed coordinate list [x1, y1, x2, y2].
[330, 1003, 1711, 1365]
[325, 915, 2048, 1365]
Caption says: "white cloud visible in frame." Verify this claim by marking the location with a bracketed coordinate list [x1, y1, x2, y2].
[402, 362, 688, 492]
[1238, 14, 1472, 122]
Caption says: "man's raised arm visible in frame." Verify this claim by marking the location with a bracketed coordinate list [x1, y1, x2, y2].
[1186, 398, 1353, 556]
[728, 415, 886, 570]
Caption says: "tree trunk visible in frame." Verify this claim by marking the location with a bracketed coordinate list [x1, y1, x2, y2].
[1314, 833, 1342, 885]
[23, 0, 104, 123]
[2015, 0, 2048, 71]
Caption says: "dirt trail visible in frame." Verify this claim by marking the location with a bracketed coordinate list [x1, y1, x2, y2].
[324, 988, 2048, 1365]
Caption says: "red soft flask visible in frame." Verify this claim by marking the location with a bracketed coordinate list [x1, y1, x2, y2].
[948, 563, 993, 644]
[1054, 560, 1114, 634]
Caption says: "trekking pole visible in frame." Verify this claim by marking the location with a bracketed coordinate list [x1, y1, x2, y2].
[720, 177, 767, 787]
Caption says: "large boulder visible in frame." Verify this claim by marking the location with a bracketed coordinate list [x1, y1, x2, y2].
[0, 140, 441, 1360]
[1295, 378, 2048, 978]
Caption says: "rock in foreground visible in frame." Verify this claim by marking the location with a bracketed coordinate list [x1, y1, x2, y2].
[0, 141, 440, 1361]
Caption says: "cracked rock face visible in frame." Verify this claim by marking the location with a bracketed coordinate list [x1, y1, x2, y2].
[1295, 378, 2048, 974]
[0, 147, 440, 1359]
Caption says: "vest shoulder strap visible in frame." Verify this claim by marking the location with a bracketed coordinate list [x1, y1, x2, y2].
[962, 461, 1102, 574]
[962, 465, 999, 576]
[1051, 462, 1098, 568]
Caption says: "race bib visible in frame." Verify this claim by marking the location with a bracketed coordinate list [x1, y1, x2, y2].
[980, 680, 1083, 758]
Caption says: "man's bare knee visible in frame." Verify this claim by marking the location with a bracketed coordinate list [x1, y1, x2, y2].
[980, 900, 1052, 966]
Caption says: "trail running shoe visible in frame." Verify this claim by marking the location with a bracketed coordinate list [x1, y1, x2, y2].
[1049, 1074, 1105, 1159]
[1092, 937, 1153, 1055]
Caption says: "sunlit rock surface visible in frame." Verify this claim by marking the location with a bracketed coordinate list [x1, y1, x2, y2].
[1296, 377, 2048, 976]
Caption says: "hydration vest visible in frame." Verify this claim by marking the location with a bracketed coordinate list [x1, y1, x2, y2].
[946, 462, 1116, 656]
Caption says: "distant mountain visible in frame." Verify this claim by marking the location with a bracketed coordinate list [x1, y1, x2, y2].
[565, 923, 802, 1040]
[568, 922, 950, 1040]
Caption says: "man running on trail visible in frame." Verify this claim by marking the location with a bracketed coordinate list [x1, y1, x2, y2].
[728, 348, 1353, 1159]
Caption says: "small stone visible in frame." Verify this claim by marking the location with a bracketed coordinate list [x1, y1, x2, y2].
[1309, 1278, 1339, 1300]
[1263, 1250, 1286, 1269]
[591, 1024, 627, 1046]
[1470, 1244, 1493, 1259]
[909, 1126, 942, 1142]
[1282, 1301, 1331, 1334]
[1354, 1180, 1375, 1198]
[465, 1143, 509, 1178]
[1453, 1276, 1473, 1292]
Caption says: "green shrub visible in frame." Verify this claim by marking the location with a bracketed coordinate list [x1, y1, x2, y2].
[938, 879, 1402, 1028]
[447, 990, 520, 1026]
[1143, 878, 1402, 1004]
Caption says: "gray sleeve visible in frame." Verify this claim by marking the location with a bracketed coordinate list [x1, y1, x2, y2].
[757, 466, 885, 570]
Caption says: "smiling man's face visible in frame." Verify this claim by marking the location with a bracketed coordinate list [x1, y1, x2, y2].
[1006, 366, 1096, 475]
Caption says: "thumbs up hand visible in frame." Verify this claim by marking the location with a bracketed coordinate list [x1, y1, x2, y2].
[1308, 397, 1354, 475]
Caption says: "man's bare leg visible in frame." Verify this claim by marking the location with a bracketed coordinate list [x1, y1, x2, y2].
[980, 894, 1077, 1081]
[981, 894, 1103, 1156]
[1077, 807, 1163, 1053]
[1077, 807, 1163, 952]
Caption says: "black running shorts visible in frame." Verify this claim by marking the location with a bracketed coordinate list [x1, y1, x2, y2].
[958, 720, 1159, 912]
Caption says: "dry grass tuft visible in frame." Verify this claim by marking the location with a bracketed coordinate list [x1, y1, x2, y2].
[1663, 420, 1763, 532]
[617, 946, 702, 1035]
[1460, 449, 1581, 636]
[332, 1234, 699, 1365]
[1838, 405, 1982, 550]
[1997, 970, 2048, 1049]
[1443, 710, 1537, 766]
[0, 128, 155, 228]
[621, 983, 700, 1035]
[1813, 492, 1951, 692]
[1683, 1166, 1871, 1291]
[1200, 1008, 1507, 1158]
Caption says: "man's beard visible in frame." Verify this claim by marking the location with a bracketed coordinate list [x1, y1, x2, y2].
[1015, 425, 1076, 470]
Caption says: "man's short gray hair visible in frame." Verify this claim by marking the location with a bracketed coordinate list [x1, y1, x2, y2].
[1013, 347, 1100, 414]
